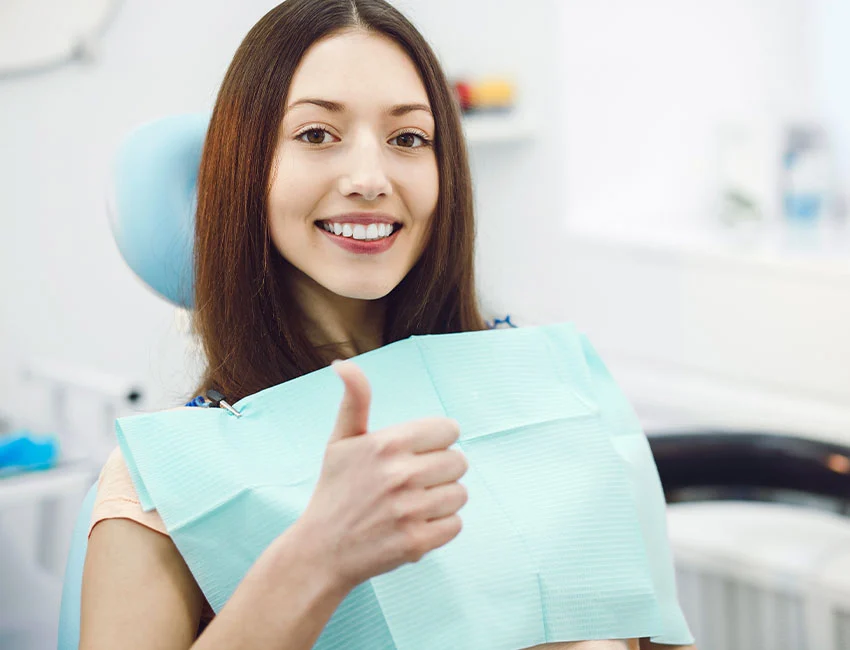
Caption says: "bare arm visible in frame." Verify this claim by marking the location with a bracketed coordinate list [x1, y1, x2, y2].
[81, 519, 204, 649]
[81, 516, 349, 650]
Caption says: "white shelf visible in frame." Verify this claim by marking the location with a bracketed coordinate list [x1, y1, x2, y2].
[558, 221, 850, 444]
[0, 462, 97, 509]
[462, 112, 534, 145]
[564, 223, 850, 286]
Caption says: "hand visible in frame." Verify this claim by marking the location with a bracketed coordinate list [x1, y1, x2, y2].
[300, 359, 468, 591]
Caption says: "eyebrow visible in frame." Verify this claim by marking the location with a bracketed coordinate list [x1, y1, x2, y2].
[286, 98, 433, 117]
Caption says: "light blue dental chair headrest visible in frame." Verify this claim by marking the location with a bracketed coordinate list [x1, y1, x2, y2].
[109, 113, 209, 309]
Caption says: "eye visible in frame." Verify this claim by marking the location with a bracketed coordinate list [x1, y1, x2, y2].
[391, 130, 431, 149]
[297, 127, 335, 145]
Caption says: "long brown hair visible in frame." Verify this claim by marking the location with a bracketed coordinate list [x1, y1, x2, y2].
[192, 0, 487, 403]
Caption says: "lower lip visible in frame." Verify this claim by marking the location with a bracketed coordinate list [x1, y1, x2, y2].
[316, 224, 401, 254]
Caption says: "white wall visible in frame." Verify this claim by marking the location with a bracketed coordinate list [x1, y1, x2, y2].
[810, 0, 850, 204]
[0, 1, 281, 436]
[541, 1, 850, 444]
[557, 0, 812, 236]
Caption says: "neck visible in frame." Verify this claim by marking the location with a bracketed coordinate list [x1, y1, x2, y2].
[290, 272, 387, 360]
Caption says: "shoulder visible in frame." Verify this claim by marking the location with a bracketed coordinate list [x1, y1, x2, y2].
[90, 404, 194, 538]
[90, 445, 170, 538]
[97, 446, 137, 498]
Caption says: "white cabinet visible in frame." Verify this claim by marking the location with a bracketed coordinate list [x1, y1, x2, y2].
[551, 227, 850, 444]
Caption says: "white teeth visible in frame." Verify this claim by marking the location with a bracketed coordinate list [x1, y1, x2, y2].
[321, 221, 398, 240]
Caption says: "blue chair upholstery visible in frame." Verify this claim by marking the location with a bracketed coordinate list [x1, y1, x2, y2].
[57, 483, 97, 650]
[109, 113, 207, 308]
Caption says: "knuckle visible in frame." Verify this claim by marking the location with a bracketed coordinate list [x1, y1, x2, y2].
[404, 531, 429, 563]
[382, 463, 410, 492]
[382, 467, 401, 492]
[374, 433, 403, 458]
[440, 514, 463, 541]
[449, 514, 463, 536]
[452, 450, 469, 474]
[446, 418, 461, 442]
[389, 495, 412, 523]
[453, 483, 469, 508]
[407, 464, 427, 488]
[409, 547, 427, 563]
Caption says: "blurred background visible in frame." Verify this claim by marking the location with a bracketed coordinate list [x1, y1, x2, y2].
[1, 1, 849, 648]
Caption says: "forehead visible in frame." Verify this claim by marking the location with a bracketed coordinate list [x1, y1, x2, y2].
[286, 31, 431, 110]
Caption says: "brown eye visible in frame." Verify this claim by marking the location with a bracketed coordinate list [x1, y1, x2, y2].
[300, 128, 329, 145]
[396, 133, 417, 148]
[393, 133, 428, 149]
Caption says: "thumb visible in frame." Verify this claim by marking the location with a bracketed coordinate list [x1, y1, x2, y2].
[328, 360, 372, 443]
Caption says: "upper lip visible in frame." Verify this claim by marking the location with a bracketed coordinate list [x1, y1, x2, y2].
[318, 212, 400, 225]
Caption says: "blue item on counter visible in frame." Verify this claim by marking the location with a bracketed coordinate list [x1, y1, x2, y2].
[0, 431, 60, 476]
[782, 125, 831, 225]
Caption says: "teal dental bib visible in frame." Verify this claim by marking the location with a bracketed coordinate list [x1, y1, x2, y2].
[115, 323, 693, 648]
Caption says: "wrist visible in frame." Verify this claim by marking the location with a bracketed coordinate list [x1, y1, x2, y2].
[209, 515, 353, 648]
[271, 514, 353, 600]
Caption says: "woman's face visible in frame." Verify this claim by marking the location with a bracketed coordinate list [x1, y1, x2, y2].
[268, 30, 439, 301]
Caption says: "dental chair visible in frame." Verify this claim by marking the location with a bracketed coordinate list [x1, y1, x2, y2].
[57, 114, 204, 650]
[56, 114, 850, 650]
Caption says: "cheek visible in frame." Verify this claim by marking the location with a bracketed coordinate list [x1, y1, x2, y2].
[269, 152, 301, 212]
[414, 161, 440, 239]
[399, 162, 439, 262]
[404, 157, 439, 221]
[424, 162, 439, 214]
[267, 154, 319, 246]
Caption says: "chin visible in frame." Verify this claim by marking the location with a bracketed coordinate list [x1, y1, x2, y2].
[326, 278, 400, 301]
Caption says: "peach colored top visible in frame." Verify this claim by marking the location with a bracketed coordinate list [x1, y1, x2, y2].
[89, 446, 216, 628]
[88, 447, 168, 537]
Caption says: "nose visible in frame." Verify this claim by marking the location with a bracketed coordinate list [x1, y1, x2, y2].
[337, 132, 393, 201]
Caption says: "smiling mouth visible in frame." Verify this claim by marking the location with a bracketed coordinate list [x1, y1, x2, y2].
[315, 221, 403, 241]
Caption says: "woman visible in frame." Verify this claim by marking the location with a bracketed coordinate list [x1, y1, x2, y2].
[81, 1, 696, 648]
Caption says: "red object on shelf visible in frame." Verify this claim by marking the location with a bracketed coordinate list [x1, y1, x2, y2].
[453, 81, 473, 112]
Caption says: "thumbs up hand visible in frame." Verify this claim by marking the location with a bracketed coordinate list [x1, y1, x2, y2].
[300, 360, 468, 592]
[326, 359, 373, 444]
